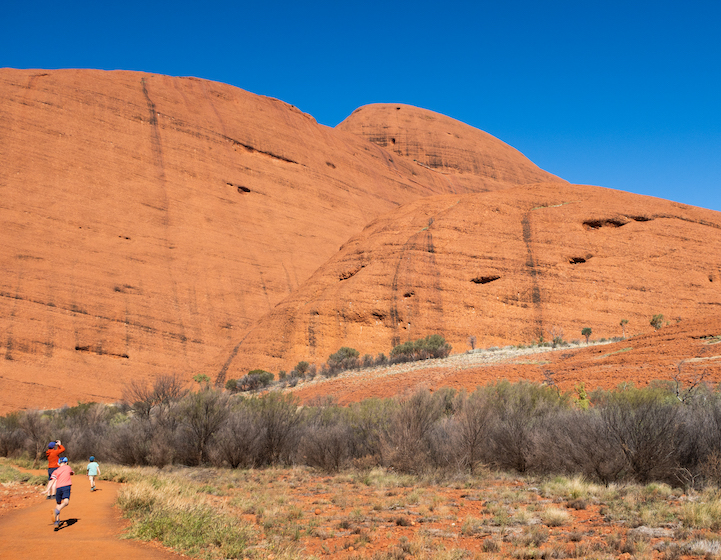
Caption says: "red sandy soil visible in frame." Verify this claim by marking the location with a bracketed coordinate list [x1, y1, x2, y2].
[171, 469, 699, 560]
[290, 315, 721, 404]
[0, 472, 185, 559]
[0, 469, 683, 560]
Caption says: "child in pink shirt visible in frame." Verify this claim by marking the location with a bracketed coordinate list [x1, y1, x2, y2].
[50, 457, 74, 529]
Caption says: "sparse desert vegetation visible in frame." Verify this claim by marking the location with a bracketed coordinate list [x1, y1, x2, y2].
[3, 377, 721, 557]
[7, 458, 721, 559]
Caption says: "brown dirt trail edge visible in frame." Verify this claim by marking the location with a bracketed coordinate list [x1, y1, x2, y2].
[0, 479, 186, 559]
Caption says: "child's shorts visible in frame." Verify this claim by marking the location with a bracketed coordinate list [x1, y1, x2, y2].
[48, 467, 57, 481]
[56, 485, 71, 503]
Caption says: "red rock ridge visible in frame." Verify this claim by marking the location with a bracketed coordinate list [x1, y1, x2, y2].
[226, 182, 721, 379]
[0, 68, 559, 412]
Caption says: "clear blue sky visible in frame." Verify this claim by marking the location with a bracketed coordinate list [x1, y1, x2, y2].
[3, 1, 719, 212]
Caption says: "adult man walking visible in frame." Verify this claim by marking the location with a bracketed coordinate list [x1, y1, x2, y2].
[45, 440, 65, 499]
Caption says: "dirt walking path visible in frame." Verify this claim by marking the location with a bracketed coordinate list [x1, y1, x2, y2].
[0, 477, 186, 559]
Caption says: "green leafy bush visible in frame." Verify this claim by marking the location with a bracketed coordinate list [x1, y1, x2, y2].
[389, 334, 451, 363]
[326, 347, 360, 374]
[650, 314, 665, 330]
[237, 370, 274, 392]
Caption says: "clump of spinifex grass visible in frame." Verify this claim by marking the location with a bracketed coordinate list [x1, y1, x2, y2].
[0, 461, 46, 485]
[117, 477, 256, 560]
[539, 474, 609, 503]
[540, 507, 571, 527]
[680, 491, 721, 531]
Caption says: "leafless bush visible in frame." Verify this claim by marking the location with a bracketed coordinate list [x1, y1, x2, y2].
[19, 410, 52, 467]
[175, 389, 230, 465]
[346, 398, 396, 465]
[0, 413, 24, 457]
[122, 373, 187, 424]
[454, 389, 494, 474]
[56, 403, 115, 461]
[549, 409, 626, 484]
[300, 405, 352, 472]
[210, 407, 263, 468]
[108, 418, 154, 465]
[484, 381, 565, 473]
[427, 415, 464, 470]
[599, 390, 683, 484]
[383, 389, 444, 473]
[247, 392, 303, 466]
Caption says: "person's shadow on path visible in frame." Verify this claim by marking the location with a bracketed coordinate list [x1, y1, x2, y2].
[54, 518, 79, 531]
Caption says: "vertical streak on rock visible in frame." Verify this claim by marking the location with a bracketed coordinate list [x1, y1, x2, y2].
[389, 243, 410, 348]
[420, 229, 444, 337]
[215, 332, 251, 387]
[140, 78, 168, 186]
[307, 314, 317, 356]
[140, 77, 187, 356]
[389, 225, 445, 348]
[521, 212, 544, 339]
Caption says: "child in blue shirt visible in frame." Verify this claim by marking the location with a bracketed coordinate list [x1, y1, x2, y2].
[86, 456, 100, 492]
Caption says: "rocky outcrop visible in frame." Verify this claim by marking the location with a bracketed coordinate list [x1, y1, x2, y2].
[0, 68, 561, 412]
[338, 103, 561, 188]
[226, 183, 721, 378]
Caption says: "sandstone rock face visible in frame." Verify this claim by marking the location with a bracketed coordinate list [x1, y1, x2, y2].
[0, 68, 560, 412]
[338, 103, 561, 188]
[228, 183, 721, 378]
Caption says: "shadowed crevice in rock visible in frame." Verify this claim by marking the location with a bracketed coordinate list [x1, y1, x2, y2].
[471, 276, 501, 284]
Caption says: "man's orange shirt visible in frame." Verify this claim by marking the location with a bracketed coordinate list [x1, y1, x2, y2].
[46, 444, 65, 468]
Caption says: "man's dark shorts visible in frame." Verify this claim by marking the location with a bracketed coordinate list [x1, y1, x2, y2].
[56, 485, 71, 504]
[48, 467, 57, 481]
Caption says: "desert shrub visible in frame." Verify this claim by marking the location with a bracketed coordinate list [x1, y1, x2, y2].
[384, 389, 444, 473]
[51, 402, 123, 462]
[327, 347, 360, 374]
[108, 417, 156, 466]
[300, 405, 352, 472]
[374, 352, 388, 366]
[246, 392, 303, 466]
[175, 389, 230, 465]
[389, 334, 452, 363]
[484, 381, 569, 473]
[362, 354, 374, 368]
[453, 389, 494, 474]
[650, 313, 665, 330]
[549, 326, 565, 348]
[0, 412, 26, 458]
[237, 370, 274, 392]
[123, 373, 188, 423]
[598, 386, 684, 484]
[346, 398, 397, 465]
[210, 406, 262, 468]
[225, 379, 238, 393]
[18, 410, 52, 467]
[550, 408, 627, 484]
